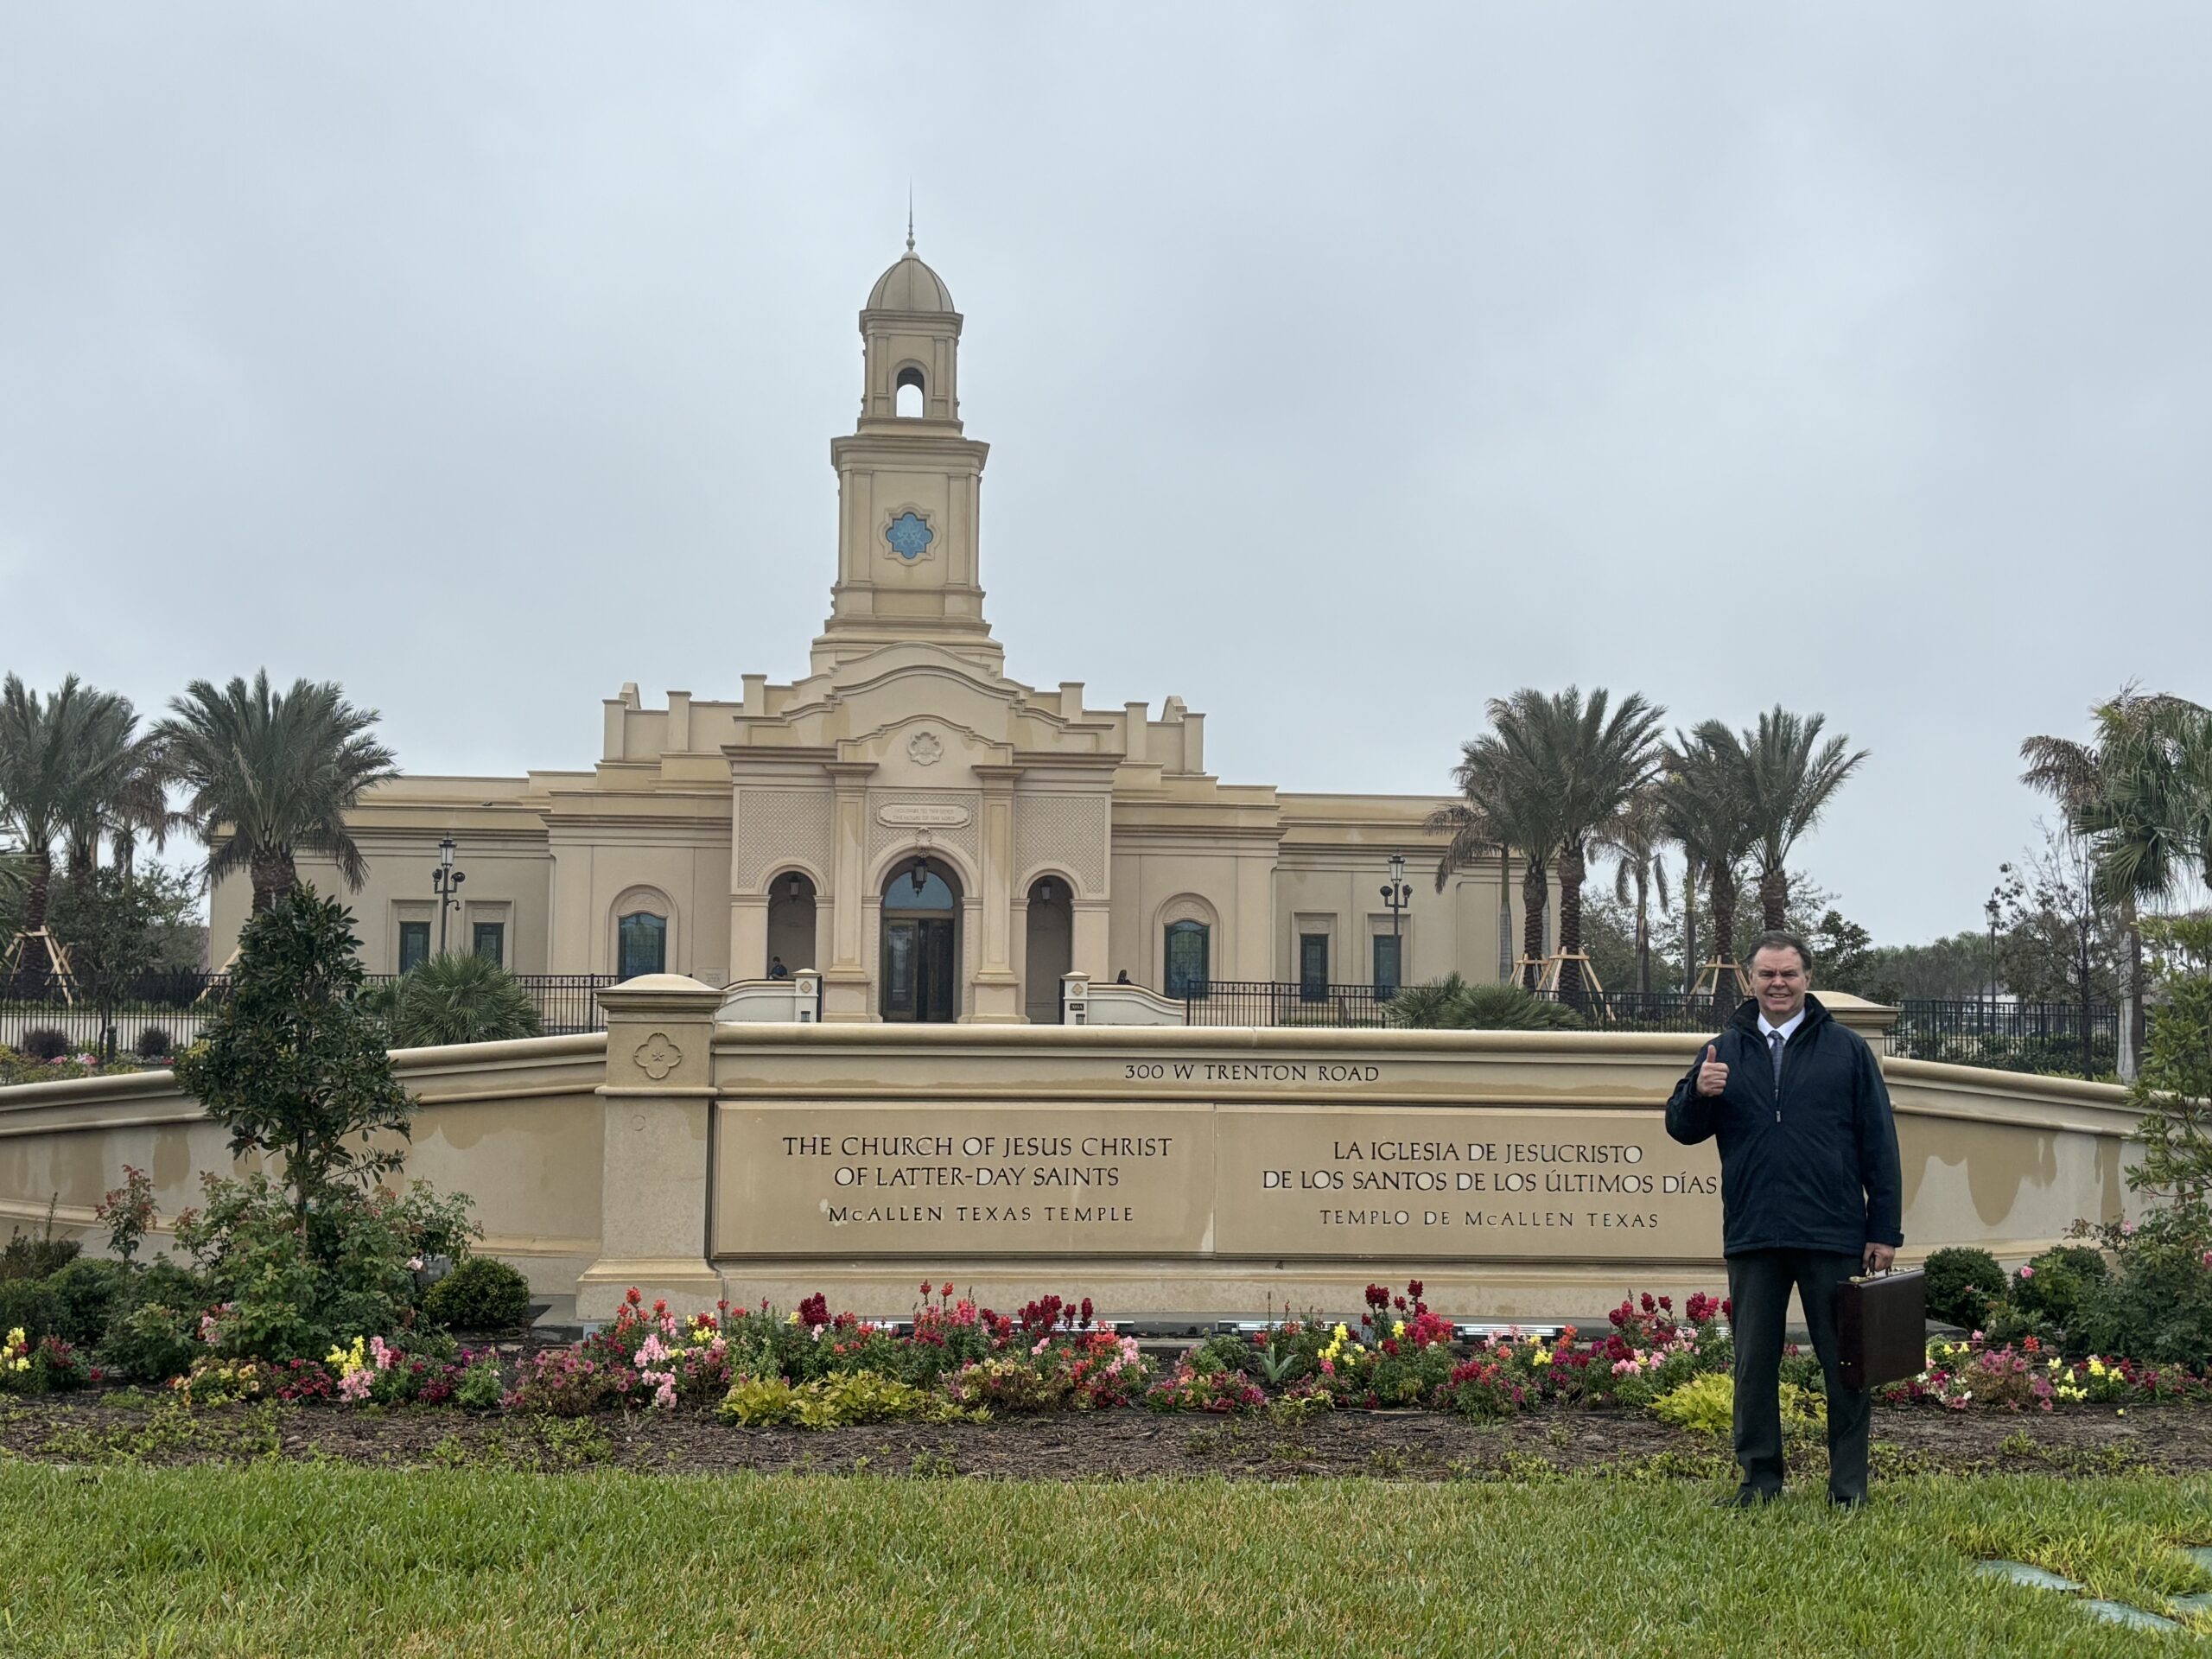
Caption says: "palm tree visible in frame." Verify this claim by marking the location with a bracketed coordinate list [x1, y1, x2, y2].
[2023, 689, 2208, 1077]
[1429, 753, 1561, 991]
[379, 952, 543, 1048]
[1465, 688, 1665, 1003]
[1597, 785, 1673, 995]
[0, 674, 119, 979]
[1707, 706, 1870, 932]
[1662, 726, 1757, 1014]
[1422, 801, 1520, 983]
[60, 690, 175, 879]
[156, 672, 400, 912]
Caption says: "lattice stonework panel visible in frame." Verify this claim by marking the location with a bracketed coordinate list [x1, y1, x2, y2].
[736, 788, 833, 892]
[866, 791, 982, 871]
[1015, 794, 1109, 896]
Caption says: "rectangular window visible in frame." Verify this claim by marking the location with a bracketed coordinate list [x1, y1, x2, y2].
[397, 921, 430, 975]
[1373, 933, 1402, 997]
[1164, 922, 1210, 1000]
[473, 921, 505, 967]
[1300, 932, 1329, 1001]
[617, 912, 667, 980]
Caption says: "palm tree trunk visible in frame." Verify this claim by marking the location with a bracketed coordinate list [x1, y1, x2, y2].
[1632, 867, 1651, 995]
[1496, 847, 1513, 982]
[1557, 840, 1587, 1007]
[1758, 861, 1789, 932]
[1521, 861, 1547, 991]
[250, 848, 296, 912]
[13, 849, 56, 993]
[1709, 865, 1740, 1017]
[1681, 855, 1700, 995]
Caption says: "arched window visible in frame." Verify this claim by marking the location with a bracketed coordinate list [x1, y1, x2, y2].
[617, 912, 667, 980]
[1164, 919, 1210, 1000]
[894, 365, 925, 418]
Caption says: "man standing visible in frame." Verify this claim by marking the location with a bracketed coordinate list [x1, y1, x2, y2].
[1666, 931, 1904, 1507]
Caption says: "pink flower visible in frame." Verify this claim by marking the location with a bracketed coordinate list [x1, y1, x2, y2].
[2121, 1221, 2138, 1236]
[2018, 1266, 2035, 1281]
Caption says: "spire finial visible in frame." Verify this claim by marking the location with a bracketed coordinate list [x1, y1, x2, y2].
[906, 185, 915, 253]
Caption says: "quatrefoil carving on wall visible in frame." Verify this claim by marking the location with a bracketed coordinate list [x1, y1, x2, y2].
[633, 1033, 683, 1081]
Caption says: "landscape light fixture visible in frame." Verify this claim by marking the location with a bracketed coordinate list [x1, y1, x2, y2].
[432, 836, 467, 955]
[911, 857, 930, 896]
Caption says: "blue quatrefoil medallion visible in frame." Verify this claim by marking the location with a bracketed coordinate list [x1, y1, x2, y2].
[886, 511, 935, 562]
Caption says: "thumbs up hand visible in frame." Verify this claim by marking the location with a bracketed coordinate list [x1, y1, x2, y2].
[1695, 1043, 1729, 1098]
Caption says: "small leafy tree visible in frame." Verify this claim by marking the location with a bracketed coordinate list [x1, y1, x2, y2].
[2128, 916, 2212, 1227]
[174, 885, 413, 1219]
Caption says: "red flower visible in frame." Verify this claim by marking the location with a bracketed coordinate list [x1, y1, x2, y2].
[1407, 1281, 1424, 1300]
[941, 1281, 954, 1297]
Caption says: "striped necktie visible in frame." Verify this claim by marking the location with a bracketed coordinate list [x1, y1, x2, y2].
[1769, 1030, 1785, 1091]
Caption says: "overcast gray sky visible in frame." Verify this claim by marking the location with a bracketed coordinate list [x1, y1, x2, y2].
[3, 3, 2206, 944]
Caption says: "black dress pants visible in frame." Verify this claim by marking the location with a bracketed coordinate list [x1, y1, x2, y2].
[1726, 1248, 1872, 1502]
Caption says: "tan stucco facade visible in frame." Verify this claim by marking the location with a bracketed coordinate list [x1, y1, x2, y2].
[0, 994, 2145, 1322]
[210, 244, 1531, 1018]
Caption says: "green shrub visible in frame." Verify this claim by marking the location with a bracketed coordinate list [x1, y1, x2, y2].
[1652, 1371, 1822, 1437]
[422, 1257, 533, 1331]
[718, 1372, 973, 1428]
[0, 1279, 63, 1344]
[0, 1216, 80, 1282]
[19, 1027, 70, 1062]
[382, 954, 543, 1048]
[2009, 1246, 2107, 1331]
[1386, 975, 1582, 1031]
[41, 1257, 133, 1347]
[100, 1300, 200, 1383]
[1922, 1247, 2005, 1328]
[454, 1356, 505, 1411]
[2071, 1233, 2212, 1367]
[134, 1025, 175, 1061]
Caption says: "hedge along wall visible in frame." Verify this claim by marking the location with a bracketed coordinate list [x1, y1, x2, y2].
[0, 976, 2145, 1321]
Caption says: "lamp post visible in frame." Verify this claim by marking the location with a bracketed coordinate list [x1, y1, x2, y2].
[1379, 852, 1412, 994]
[432, 836, 467, 956]
[1984, 890, 2001, 1033]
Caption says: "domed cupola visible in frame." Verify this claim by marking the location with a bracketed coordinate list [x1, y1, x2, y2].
[866, 244, 956, 315]
[855, 230, 963, 428]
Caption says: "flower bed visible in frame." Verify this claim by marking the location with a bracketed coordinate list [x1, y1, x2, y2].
[67, 1278, 2190, 1430]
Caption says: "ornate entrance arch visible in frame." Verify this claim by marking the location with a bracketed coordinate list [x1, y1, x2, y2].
[880, 856, 961, 1022]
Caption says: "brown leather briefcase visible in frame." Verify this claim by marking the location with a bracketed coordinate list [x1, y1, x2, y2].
[1834, 1268, 1928, 1390]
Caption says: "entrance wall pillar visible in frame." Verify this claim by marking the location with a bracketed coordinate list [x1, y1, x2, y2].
[1071, 901, 1111, 984]
[967, 766, 1022, 1022]
[575, 974, 724, 1320]
[821, 762, 876, 1021]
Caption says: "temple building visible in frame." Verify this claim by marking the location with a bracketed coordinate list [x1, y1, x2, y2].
[212, 242, 1523, 1021]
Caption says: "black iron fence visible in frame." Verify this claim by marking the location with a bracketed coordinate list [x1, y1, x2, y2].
[1885, 998, 2119, 1080]
[2, 970, 619, 1061]
[1181, 981, 1395, 1027]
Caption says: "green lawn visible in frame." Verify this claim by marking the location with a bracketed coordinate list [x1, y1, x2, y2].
[0, 1464, 2206, 1656]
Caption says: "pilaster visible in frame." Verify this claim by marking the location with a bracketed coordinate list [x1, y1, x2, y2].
[575, 975, 725, 1320]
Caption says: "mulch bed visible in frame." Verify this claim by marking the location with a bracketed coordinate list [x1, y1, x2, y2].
[3, 1392, 2207, 1482]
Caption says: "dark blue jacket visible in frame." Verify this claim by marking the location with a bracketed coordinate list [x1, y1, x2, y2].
[1665, 995, 1904, 1258]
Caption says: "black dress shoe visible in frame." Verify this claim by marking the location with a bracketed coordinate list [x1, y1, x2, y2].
[1717, 1487, 1779, 1508]
[1828, 1493, 1867, 1510]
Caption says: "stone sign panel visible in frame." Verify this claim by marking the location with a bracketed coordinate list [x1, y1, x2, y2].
[714, 1093, 1719, 1262]
[715, 1103, 1214, 1255]
[1212, 1106, 1720, 1260]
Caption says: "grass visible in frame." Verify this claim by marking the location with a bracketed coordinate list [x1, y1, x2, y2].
[0, 1464, 2206, 1656]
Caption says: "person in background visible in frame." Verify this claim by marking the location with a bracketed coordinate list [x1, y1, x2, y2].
[767, 956, 790, 980]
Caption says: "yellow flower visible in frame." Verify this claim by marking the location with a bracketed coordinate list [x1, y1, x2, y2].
[5, 1328, 22, 1349]
[2088, 1357, 2107, 1376]
[786, 1311, 802, 1325]
[1332, 1324, 1350, 1344]
[1531, 1345, 1552, 1367]
[1392, 1320, 1406, 1339]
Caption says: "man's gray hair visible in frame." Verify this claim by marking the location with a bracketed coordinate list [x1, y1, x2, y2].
[1748, 930, 1814, 974]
